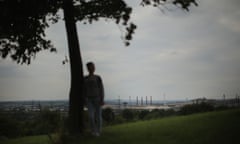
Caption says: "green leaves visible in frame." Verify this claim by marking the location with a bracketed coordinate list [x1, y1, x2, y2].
[0, 0, 198, 64]
[0, 0, 60, 64]
[74, 0, 137, 46]
[141, 0, 198, 11]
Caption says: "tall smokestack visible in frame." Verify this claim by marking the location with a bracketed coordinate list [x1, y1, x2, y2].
[146, 96, 148, 105]
[129, 96, 131, 107]
[150, 96, 152, 105]
[136, 96, 138, 106]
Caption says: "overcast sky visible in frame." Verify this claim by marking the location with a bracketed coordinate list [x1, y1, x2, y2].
[1, 0, 240, 101]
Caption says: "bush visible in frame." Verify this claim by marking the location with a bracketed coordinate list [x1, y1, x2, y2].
[144, 110, 160, 120]
[0, 115, 23, 138]
[32, 109, 62, 135]
[102, 107, 115, 125]
[163, 109, 176, 117]
[180, 102, 214, 115]
[138, 110, 150, 120]
[138, 109, 177, 120]
[0, 109, 63, 138]
[122, 109, 134, 121]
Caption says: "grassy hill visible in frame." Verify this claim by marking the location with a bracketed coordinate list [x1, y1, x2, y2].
[2, 109, 240, 144]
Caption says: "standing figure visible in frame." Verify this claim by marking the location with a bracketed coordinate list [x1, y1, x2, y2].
[84, 62, 104, 136]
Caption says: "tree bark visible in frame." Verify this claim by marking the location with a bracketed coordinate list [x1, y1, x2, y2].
[63, 0, 84, 134]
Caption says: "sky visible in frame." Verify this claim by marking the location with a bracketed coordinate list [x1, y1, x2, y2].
[1, 0, 240, 101]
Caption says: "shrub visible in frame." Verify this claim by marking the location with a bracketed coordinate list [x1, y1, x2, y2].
[33, 109, 62, 135]
[138, 110, 150, 120]
[179, 102, 214, 115]
[122, 109, 134, 121]
[0, 109, 63, 137]
[144, 110, 160, 120]
[102, 107, 115, 125]
[164, 109, 176, 117]
[0, 115, 23, 138]
[138, 109, 177, 120]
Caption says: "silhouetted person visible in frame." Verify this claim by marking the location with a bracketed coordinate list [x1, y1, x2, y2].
[84, 62, 104, 136]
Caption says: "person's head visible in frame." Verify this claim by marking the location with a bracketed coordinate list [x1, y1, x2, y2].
[86, 62, 95, 75]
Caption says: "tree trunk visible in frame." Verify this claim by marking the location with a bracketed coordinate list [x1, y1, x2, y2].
[63, 0, 84, 134]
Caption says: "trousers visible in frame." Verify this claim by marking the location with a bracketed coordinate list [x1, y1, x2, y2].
[87, 97, 102, 134]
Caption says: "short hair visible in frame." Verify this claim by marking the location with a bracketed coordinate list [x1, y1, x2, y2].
[86, 62, 94, 68]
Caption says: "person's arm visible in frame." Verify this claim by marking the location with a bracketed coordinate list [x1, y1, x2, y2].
[98, 76, 104, 105]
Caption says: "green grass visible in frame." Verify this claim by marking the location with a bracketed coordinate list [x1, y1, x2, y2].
[2, 109, 240, 144]
[1, 135, 51, 144]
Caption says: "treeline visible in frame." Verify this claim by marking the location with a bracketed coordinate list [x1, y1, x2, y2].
[0, 102, 237, 139]
[102, 102, 235, 125]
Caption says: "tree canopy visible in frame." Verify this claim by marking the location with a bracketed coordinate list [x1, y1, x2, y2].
[0, 0, 197, 64]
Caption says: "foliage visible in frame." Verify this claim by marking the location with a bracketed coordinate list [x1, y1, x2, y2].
[0, 103, 233, 139]
[121, 109, 135, 121]
[29, 109, 62, 135]
[138, 110, 150, 120]
[2, 109, 240, 144]
[104, 108, 177, 125]
[0, 0, 136, 64]
[0, 110, 62, 138]
[0, 0, 61, 64]
[102, 107, 115, 125]
[138, 109, 176, 120]
[73, 0, 137, 46]
[0, 114, 23, 138]
[141, 0, 198, 11]
[179, 102, 214, 115]
[0, 0, 197, 65]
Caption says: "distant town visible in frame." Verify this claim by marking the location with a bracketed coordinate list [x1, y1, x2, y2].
[1, 96, 239, 113]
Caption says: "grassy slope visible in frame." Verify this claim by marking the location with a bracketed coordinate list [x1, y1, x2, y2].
[1, 135, 50, 144]
[2, 109, 240, 144]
